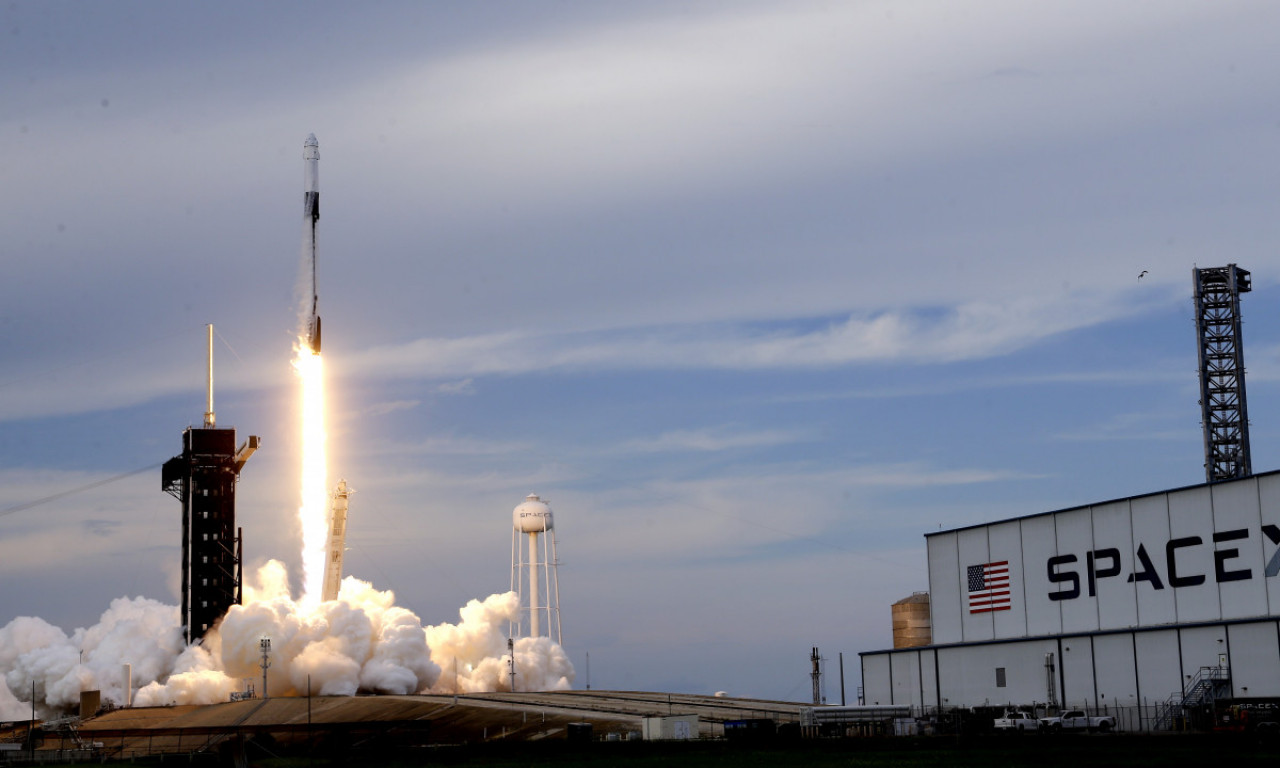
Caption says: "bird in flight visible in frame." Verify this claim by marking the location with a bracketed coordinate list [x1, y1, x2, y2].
[1138, 270, 1148, 281]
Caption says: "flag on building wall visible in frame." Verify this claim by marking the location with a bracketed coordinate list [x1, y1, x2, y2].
[968, 561, 1010, 613]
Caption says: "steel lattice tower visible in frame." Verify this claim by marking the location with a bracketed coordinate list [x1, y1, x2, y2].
[1193, 264, 1252, 483]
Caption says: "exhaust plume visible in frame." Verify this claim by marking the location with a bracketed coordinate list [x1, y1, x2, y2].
[0, 561, 574, 714]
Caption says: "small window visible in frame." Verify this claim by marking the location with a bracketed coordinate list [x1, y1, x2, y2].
[996, 667, 1007, 688]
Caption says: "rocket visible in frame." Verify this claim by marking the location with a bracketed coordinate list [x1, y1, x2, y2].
[303, 133, 322, 354]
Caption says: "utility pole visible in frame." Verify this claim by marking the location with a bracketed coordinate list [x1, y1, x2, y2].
[29, 681, 35, 761]
[839, 652, 846, 706]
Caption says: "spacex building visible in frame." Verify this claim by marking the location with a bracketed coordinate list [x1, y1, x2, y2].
[860, 265, 1276, 729]
[859, 470, 1280, 727]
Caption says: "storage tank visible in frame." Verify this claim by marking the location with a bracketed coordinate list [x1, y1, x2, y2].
[891, 592, 931, 648]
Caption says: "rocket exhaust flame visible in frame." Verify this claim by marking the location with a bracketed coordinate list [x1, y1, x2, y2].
[293, 344, 327, 604]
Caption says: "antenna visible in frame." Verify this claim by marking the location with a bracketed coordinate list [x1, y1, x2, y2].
[810, 647, 825, 705]
[204, 324, 215, 428]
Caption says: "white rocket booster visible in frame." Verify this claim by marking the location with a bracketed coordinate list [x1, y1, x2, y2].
[303, 133, 321, 354]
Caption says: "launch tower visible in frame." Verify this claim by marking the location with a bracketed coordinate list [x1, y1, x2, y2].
[162, 326, 258, 645]
[510, 494, 563, 643]
[1193, 264, 1252, 483]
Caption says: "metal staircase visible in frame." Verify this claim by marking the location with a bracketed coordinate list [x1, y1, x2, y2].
[1153, 665, 1231, 730]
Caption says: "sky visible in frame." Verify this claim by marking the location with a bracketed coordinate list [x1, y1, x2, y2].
[4, 0, 1280, 703]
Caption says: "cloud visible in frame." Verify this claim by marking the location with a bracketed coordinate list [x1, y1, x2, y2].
[342, 288, 1155, 380]
[82, 519, 121, 538]
[622, 427, 811, 454]
[1052, 411, 1198, 443]
[364, 400, 420, 417]
[434, 379, 476, 396]
[560, 462, 1029, 566]
[756, 365, 1190, 405]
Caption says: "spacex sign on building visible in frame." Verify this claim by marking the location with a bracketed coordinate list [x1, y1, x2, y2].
[928, 475, 1280, 644]
[860, 471, 1280, 721]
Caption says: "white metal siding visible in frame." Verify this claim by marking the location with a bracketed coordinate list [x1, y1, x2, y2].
[1169, 487, 1219, 624]
[1060, 637, 1096, 709]
[1179, 624, 1227, 680]
[957, 527, 994, 642]
[1257, 474, 1280, 616]
[1057, 508, 1097, 634]
[1226, 621, 1280, 698]
[990, 521, 1026, 639]
[935, 641, 1056, 707]
[890, 651, 919, 706]
[1092, 501, 1138, 629]
[1021, 514, 1061, 637]
[1130, 493, 1177, 627]
[1134, 629, 1181, 706]
[862, 654, 891, 706]
[1211, 481, 1268, 619]
[919, 648, 939, 707]
[1091, 633, 1138, 708]
[929, 475, 1280, 647]
[861, 618, 1280, 710]
[928, 535, 963, 644]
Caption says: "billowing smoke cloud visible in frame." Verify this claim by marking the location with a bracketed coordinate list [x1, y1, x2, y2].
[0, 561, 574, 715]
[424, 592, 574, 694]
[0, 596, 182, 718]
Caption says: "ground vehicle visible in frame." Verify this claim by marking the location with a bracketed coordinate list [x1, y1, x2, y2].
[993, 711, 1040, 732]
[1039, 710, 1116, 732]
[1213, 700, 1280, 733]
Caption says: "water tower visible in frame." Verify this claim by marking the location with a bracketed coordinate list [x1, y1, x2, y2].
[510, 493, 562, 643]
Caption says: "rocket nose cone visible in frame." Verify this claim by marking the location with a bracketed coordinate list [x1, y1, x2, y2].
[305, 133, 318, 147]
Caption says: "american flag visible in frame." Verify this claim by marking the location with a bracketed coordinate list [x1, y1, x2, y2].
[968, 561, 1011, 614]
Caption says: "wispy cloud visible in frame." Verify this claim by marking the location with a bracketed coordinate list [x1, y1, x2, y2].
[434, 379, 476, 396]
[83, 519, 122, 538]
[1052, 411, 1198, 443]
[364, 399, 420, 417]
[368, 435, 535, 458]
[621, 427, 811, 454]
[759, 367, 1190, 404]
[343, 289, 1153, 380]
